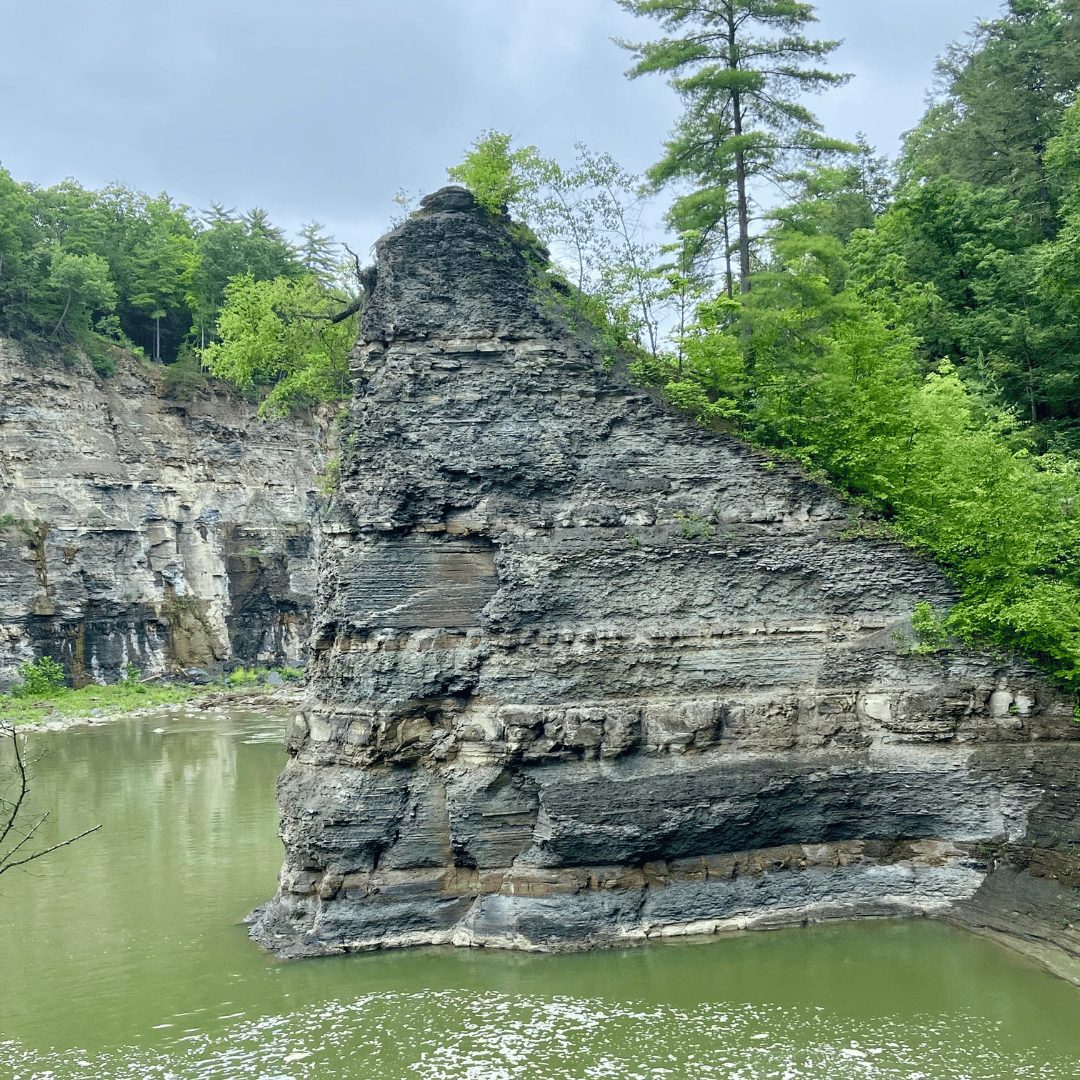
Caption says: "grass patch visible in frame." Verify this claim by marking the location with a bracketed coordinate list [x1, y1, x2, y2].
[0, 679, 215, 725]
[1, 662, 304, 726]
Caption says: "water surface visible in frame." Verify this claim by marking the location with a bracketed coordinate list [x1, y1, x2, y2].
[1, 710, 1079, 1078]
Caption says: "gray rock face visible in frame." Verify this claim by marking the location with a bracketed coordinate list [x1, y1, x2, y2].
[0, 342, 331, 687]
[250, 188, 1080, 962]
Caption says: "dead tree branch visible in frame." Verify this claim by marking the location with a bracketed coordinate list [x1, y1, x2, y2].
[286, 249, 377, 325]
[0, 724, 101, 877]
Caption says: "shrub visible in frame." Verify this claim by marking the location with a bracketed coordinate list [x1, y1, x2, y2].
[227, 666, 261, 688]
[162, 349, 212, 400]
[12, 657, 66, 698]
[911, 602, 948, 653]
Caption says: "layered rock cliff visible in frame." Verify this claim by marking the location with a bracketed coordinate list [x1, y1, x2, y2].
[250, 188, 1080, 965]
[0, 340, 331, 688]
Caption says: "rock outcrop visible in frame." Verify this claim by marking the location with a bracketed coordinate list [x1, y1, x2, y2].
[250, 188, 1080, 965]
[0, 341, 332, 688]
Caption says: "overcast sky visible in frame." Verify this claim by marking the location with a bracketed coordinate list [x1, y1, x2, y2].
[0, 0, 999, 253]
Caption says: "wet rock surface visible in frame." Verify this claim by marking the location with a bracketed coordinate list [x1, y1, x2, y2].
[0, 344, 331, 687]
[250, 188, 1080, 964]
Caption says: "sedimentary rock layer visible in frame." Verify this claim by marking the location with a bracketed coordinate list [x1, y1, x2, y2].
[0, 341, 331, 687]
[250, 188, 1080, 961]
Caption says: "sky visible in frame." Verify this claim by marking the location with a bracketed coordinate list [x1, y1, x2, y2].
[0, 0, 999, 254]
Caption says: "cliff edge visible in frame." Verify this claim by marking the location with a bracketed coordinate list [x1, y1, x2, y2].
[250, 188, 1080, 966]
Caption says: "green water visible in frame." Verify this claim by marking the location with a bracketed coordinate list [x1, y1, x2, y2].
[2, 711, 1080, 1079]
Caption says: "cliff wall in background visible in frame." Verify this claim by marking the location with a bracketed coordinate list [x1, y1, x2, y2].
[0, 339, 331, 689]
[249, 188, 1080, 970]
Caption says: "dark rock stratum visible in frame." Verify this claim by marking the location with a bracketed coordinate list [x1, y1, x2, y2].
[250, 188, 1080, 969]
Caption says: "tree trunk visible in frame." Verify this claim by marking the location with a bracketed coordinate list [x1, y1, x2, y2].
[728, 10, 751, 295]
[51, 289, 73, 339]
[734, 143, 751, 295]
[723, 211, 734, 301]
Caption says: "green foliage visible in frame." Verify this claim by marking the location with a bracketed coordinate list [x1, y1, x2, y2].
[296, 221, 340, 286]
[674, 510, 714, 540]
[0, 167, 328, 369]
[447, 130, 541, 215]
[0, 674, 218, 725]
[318, 454, 340, 496]
[200, 274, 354, 416]
[617, 0, 855, 293]
[658, 262, 1080, 685]
[901, 0, 1080, 237]
[11, 657, 66, 698]
[451, 136, 670, 360]
[863, 2, 1080, 451]
[183, 203, 306, 352]
[161, 348, 212, 399]
[642, 49, 1080, 685]
[88, 337, 119, 378]
[227, 666, 261, 688]
[910, 602, 949, 654]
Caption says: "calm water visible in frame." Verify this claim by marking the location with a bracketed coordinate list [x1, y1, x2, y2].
[1, 710, 1079, 1079]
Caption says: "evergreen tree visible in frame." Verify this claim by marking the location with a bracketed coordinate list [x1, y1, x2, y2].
[297, 221, 339, 286]
[183, 205, 304, 351]
[616, 0, 854, 293]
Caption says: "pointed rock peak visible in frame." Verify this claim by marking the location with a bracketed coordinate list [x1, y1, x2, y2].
[418, 186, 478, 215]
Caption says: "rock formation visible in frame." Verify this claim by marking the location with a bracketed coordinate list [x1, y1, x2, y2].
[0, 341, 331, 688]
[250, 188, 1080, 966]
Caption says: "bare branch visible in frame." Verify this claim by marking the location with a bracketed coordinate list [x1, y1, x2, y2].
[0, 725, 29, 851]
[0, 824, 102, 876]
[0, 725, 101, 876]
[342, 243, 363, 284]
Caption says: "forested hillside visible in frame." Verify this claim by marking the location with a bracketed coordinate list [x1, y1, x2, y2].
[0, 174, 356, 413]
[620, 0, 1080, 691]
[448, 0, 1080, 691]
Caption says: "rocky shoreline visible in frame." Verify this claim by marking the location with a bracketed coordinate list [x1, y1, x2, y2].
[12, 684, 304, 733]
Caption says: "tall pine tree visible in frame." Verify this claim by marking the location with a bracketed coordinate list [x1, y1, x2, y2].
[616, 0, 853, 294]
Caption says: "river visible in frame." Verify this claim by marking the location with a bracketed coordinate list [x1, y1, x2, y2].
[1, 708, 1079, 1079]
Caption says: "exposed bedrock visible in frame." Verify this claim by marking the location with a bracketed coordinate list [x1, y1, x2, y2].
[0, 341, 332, 688]
[250, 187, 1080, 963]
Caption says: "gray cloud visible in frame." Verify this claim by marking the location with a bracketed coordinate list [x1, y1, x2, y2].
[0, 0, 999, 251]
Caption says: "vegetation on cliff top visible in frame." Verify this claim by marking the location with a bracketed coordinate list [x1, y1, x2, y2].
[442, 0, 1080, 690]
[0, 175, 358, 413]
